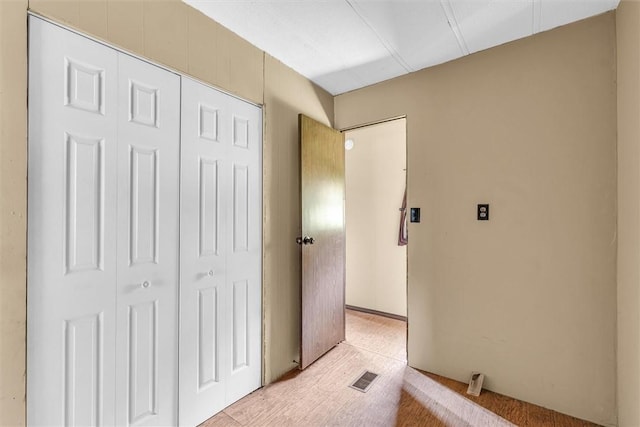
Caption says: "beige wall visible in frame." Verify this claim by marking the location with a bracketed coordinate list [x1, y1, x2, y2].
[0, 2, 630, 426]
[616, 2, 640, 426]
[345, 119, 406, 317]
[336, 13, 617, 426]
[0, 1, 28, 425]
[0, 1, 334, 425]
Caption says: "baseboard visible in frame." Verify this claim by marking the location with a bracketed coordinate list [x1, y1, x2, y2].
[346, 305, 407, 322]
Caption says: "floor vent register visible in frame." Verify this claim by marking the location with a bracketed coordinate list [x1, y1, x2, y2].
[349, 370, 379, 393]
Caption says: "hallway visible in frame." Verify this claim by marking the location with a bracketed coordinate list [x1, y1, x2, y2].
[201, 310, 598, 426]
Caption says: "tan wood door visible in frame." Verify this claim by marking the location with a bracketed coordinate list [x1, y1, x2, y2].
[299, 114, 346, 370]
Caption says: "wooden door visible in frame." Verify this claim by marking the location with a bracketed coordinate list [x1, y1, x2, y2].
[179, 77, 262, 426]
[299, 114, 345, 370]
[115, 53, 180, 426]
[27, 17, 119, 426]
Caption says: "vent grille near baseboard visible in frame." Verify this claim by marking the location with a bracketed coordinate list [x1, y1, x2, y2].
[349, 370, 379, 393]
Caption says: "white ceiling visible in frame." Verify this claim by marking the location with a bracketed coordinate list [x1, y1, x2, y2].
[184, 0, 620, 95]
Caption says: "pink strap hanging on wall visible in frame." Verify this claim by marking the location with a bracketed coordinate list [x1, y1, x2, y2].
[398, 189, 408, 246]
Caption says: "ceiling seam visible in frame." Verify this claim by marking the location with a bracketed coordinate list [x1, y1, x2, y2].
[439, 0, 469, 56]
[345, 0, 414, 73]
[253, 3, 362, 95]
[532, 0, 542, 33]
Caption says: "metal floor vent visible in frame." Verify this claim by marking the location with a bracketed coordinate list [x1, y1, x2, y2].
[349, 370, 379, 393]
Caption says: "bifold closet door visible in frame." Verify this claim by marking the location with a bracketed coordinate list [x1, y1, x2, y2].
[115, 52, 180, 426]
[28, 18, 119, 426]
[179, 78, 262, 427]
[28, 17, 180, 427]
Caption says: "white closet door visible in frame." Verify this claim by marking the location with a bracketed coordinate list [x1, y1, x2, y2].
[29, 17, 180, 426]
[115, 54, 180, 427]
[179, 78, 262, 427]
[179, 78, 230, 426]
[28, 17, 118, 426]
[224, 94, 262, 405]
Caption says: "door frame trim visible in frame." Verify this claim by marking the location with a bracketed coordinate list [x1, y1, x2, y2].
[341, 115, 410, 363]
[338, 115, 407, 133]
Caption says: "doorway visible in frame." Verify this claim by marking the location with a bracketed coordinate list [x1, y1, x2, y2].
[343, 118, 407, 321]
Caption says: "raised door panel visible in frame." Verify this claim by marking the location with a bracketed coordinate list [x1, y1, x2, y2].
[127, 301, 159, 424]
[197, 287, 220, 389]
[199, 158, 221, 258]
[27, 17, 118, 427]
[63, 314, 103, 426]
[231, 280, 249, 371]
[232, 164, 249, 253]
[129, 146, 159, 265]
[179, 77, 231, 427]
[115, 53, 180, 427]
[64, 133, 105, 274]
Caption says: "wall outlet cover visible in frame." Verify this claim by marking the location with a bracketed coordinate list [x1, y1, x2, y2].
[477, 204, 489, 221]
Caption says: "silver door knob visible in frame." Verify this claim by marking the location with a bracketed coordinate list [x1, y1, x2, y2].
[207, 270, 214, 277]
[141, 280, 151, 288]
[296, 236, 315, 245]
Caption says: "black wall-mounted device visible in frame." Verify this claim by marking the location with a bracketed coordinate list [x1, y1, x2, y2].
[410, 208, 420, 223]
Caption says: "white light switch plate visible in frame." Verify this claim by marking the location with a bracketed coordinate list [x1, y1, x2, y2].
[467, 372, 485, 396]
